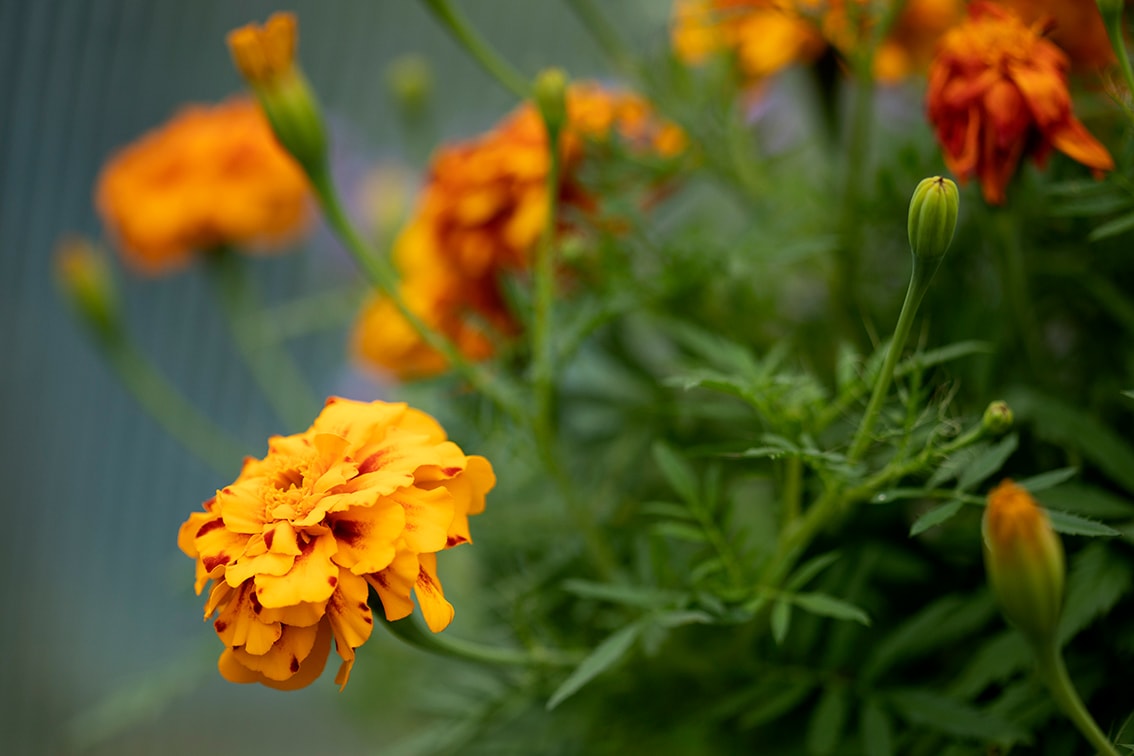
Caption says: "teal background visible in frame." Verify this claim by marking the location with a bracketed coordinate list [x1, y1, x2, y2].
[0, 1, 668, 753]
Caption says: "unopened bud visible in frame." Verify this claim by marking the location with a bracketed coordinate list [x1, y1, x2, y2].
[386, 54, 433, 116]
[983, 480, 1065, 645]
[228, 13, 328, 178]
[56, 236, 121, 344]
[982, 401, 1013, 435]
[533, 68, 569, 140]
[908, 176, 959, 261]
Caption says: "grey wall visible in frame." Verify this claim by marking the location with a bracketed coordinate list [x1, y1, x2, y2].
[0, 1, 669, 752]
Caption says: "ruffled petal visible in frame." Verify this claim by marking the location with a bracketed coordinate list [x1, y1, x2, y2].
[254, 532, 340, 608]
[329, 499, 405, 574]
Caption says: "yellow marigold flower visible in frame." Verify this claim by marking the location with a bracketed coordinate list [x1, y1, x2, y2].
[983, 479, 1065, 644]
[671, 0, 963, 83]
[352, 83, 684, 381]
[992, 0, 1115, 70]
[179, 397, 496, 689]
[95, 98, 309, 275]
[927, 2, 1114, 205]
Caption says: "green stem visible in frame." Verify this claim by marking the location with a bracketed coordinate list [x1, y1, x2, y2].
[307, 166, 524, 422]
[419, 0, 531, 100]
[563, 0, 637, 77]
[847, 255, 938, 463]
[532, 122, 562, 446]
[206, 250, 319, 432]
[1102, 8, 1134, 101]
[381, 614, 581, 667]
[782, 455, 803, 526]
[103, 338, 248, 476]
[1034, 638, 1120, 756]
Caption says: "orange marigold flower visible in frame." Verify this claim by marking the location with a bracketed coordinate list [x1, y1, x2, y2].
[96, 98, 310, 274]
[178, 397, 496, 689]
[992, 0, 1115, 70]
[353, 83, 684, 381]
[926, 2, 1114, 205]
[672, 0, 963, 83]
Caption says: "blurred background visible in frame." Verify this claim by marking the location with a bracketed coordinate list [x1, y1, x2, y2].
[0, 1, 667, 752]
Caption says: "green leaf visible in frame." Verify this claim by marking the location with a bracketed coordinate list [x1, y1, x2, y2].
[738, 679, 816, 730]
[860, 699, 895, 756]
[785, 552, 843, 591]
[640, 501, 698, 521]
[651, 521, 709, 544]
[792, 592, 871, 626]
[1058, 541, 1133, 645]
[1089, 211, 1134, 242]
[654, 610, 714, 628]
[1040, 484, 1134, 519]
[957, 433, 1018, 492]
[771, 600, 791, 645]
[1045, 509, 1119, 537]
[888, 689, 1027, 741]
[806, 684, 849, 756]
[1010, 389, 1134, 494]
[1016, 467, 1078, 492]
[909, 500, 965, 536]
[560, 580, 680, 609]
[894, 341, 993, 378]
[949, 631, 1029, 699]
[546, 623, 642, 710]
[652, 442, 699, 505]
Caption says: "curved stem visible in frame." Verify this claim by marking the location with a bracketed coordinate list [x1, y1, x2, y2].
[206, 250, 319, 432]
[103, 338, 248, 476]
[564, 0, 637, 77]
[419, 0, 531, 100]
[532, 121, 562, 446]
[847, 256, 937, 463]
[307, 166, 525, 422]
[381, 614, 581, 667]
[1035, 638, 1120, 756]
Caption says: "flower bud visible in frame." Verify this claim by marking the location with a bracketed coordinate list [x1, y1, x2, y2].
[228, 13, 328, 178]
[55, 236, 121, 344]
[983, 480, 1065, 644]
[982, 400, 1013, 435]
[386, 54, 433, 117]
[907, 176, 959, 261]
[533, 68, 569, 140]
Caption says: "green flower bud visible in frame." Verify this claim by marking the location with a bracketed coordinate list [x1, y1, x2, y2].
[386, 54, 434, 116]
[983, 480, 1065, 645]
[982, 400, 1014, 435]
[907, 176, 959, 261]
[533, 67, 569, 139]
[55, 236, 121, 345]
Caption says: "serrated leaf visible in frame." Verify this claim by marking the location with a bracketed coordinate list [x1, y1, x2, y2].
[926, 445, 984, 489]
[807, 684, 849, 756]
[771, 600, 791, 645]
[894, 341, 993, 378]
[1040, 484, 1134, 519]
[560, 580, 680, 609]
[1045, 508, 1119, 537]
[888, 689, 1027, 741]
[792, 592, 871, 626]
[909, 500, 966, 536]
[957, 433, 1018, 492]
[1058, 541, 1133, 645]
[1090, 211, 1134, 241]
[652, 442, 699, 504]
[651, 521, 709, 543]
[1016, 467, 1078, 492]
[785, 552, 842, 591]
[861, 699, 895, 756]
[547, 623, 642, 710]
[640, 501, 698, 521]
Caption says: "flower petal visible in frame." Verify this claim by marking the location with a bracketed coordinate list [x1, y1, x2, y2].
[329, 500, 405, 574]
[415, 552, 455, 633]
[254, 531, 340, 608]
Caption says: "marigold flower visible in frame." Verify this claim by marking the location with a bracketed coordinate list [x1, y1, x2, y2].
[352, 83, 685, 380]
[672, 0, 963, 83]
[179, 397, 496, 689]
[983, 479, 1065, 644]
[95, 98, 309, 274]
[926, 2, 1114, 205]
[992, 0, 1115, 70]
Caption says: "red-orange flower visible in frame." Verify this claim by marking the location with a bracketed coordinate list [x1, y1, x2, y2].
[96, 98, 310, 274]
[992, 0, 1115, 70]
[927, 2, 1114, 205]
[179, 397, 495, 689]
[353, 83, 685, 381]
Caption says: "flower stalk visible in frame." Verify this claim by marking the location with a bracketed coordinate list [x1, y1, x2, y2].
[381, 614, 581, 668]
[418, 0, 531, 99]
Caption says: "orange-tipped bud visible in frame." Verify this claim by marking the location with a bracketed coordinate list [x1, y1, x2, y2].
[227, 13, 327, 178]
[983, 480, 1066, 644]
[55, 236, 121, 344]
